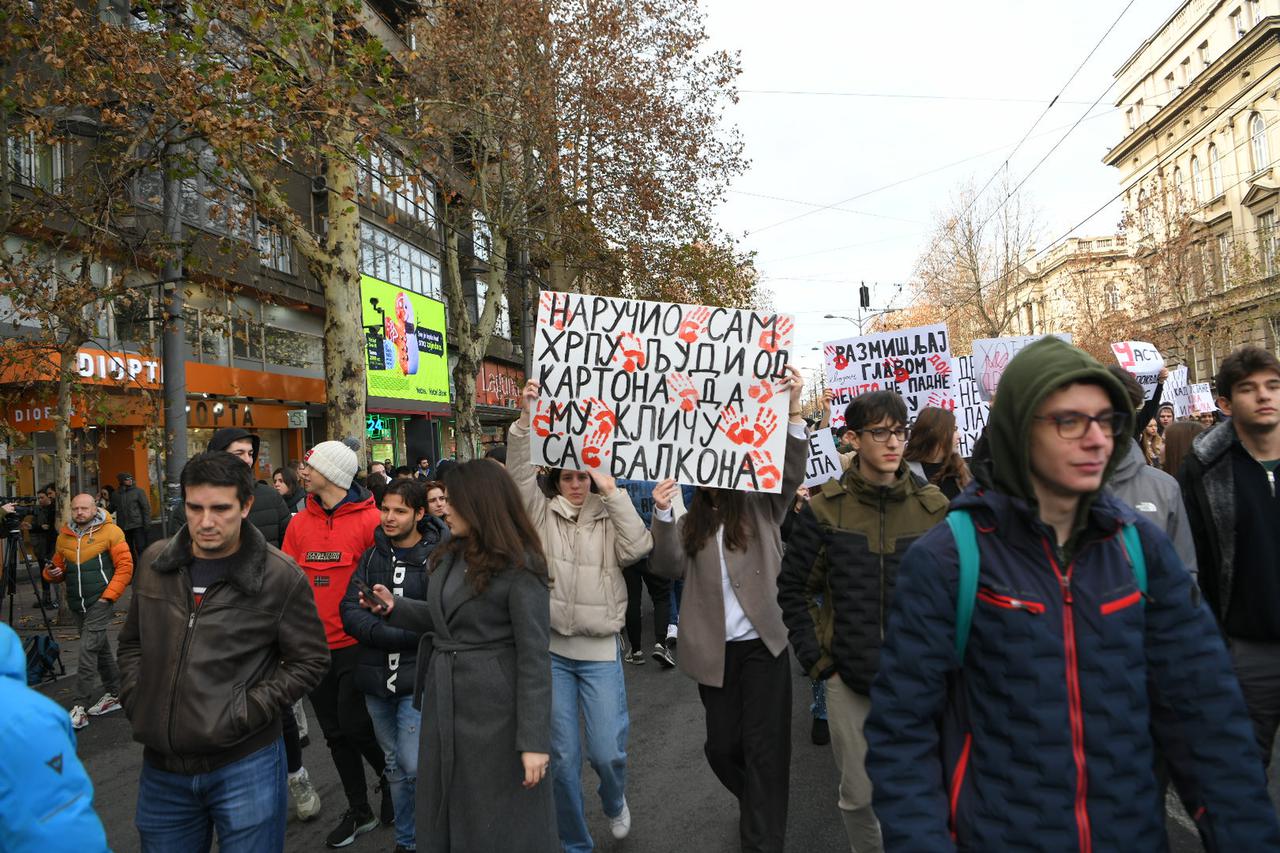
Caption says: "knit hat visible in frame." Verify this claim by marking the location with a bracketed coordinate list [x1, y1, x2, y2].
[304, 438, 361, 490]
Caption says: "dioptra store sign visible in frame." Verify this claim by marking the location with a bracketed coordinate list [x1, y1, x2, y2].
[76, 350, 162, 387]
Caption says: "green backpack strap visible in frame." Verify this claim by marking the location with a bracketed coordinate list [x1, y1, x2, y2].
[1120, 522, 1148, 595]
[946, 510, 981, 661]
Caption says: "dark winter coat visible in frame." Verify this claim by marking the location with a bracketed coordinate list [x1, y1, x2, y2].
[386, 549, 556, 853]
[340, 515, 449, 699]
[865, 337, 1280, 851]
[111, 484, 152, 532]
[1109, 438, 1197, 575]
[776, 458, 948, 693]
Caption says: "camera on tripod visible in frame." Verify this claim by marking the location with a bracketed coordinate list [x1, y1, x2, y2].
[0, 497, 39, 532]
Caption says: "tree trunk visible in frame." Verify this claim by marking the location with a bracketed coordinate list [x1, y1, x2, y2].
[53, 341, 76, 509]
[319, 127, 367, 456]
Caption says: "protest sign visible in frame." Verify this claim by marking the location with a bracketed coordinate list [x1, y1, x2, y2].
[951, 355, 990, 458]
[971, 334, 1072, 403]
[531, 291, 795, 492]
[802, 428, 843, 489]
[1111, 340, 1165, 401]
[1190, 383, 1216, 414]
[822, 323, 952, 429]
[1160, 365, 1191, 418]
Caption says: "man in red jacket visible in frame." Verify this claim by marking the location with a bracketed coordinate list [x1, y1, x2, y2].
[282, 438, 388, 848]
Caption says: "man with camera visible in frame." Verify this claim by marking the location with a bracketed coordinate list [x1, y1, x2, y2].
[42, 493, 134, 730]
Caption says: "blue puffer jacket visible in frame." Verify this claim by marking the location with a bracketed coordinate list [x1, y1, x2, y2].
[865, 484, 1280, 852]
[0, 624, 109, 851]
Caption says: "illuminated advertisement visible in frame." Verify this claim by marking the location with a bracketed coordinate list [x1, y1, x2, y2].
[360, 275, 450, 404]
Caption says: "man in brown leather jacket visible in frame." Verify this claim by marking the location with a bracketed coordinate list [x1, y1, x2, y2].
[118, 451, 329, 852]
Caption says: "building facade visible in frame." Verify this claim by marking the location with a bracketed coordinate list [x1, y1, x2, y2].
[1008, 236, 1135, 340]
[1105, 0, 1280, 383]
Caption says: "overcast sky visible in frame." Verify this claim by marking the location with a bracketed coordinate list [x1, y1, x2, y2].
[702, 0, 1178, 381]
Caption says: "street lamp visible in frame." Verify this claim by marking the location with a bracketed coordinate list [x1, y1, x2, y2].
[824, 308, 898, 336]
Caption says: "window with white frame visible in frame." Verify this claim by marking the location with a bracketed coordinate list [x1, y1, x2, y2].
[472, 210, 492, 263]
[1218, 232, 1232, 288]
[1209, 143, 1223, 196]
[1173, 166, 1186, 208]
[1191, 155, 1204, 203]
[6, 131, 63, 191]
[256, 219, 293, 275]
[473, 278, 511, 338]
[1249, 0, 1263, 27]
[1104, 281, 1121, 312]
[359, 221, 443, 301]
[1231, 8, 1245, 38]
[1260, 211, 1277, 276]
[1252, 112, 1270, 172]
[358, 145, 436, 226]
[1199, 41, 1211, 66]
[1179, 57, 1191, 86]
[180, 147, 250, 239]
[1165, 72, 1176, 93]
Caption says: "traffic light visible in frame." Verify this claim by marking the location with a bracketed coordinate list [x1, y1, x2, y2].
[859, 282, 871, 309]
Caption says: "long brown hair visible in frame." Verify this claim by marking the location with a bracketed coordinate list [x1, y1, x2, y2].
[904, 407, 972, 489]
[1162, 421, 1205, 477]
[682, 488, 755, 557]
[432, 460, 549, 593]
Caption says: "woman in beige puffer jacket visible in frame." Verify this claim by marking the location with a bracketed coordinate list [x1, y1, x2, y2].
[508, 381, 652, 851]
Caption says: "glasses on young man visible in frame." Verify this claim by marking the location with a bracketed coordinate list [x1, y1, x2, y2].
[857, 426, 910, 443]
[1033, 411, 1129, 440]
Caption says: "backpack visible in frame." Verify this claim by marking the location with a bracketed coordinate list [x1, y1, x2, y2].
[947, 509, 1147, 659]
[24, 634, 61, 685]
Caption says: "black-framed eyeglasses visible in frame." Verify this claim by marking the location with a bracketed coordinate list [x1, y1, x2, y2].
[1033, 411, 1129, 440]
[857, 426, 910, 443]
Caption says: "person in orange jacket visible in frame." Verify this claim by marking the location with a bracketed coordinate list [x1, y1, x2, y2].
[43, 492, 133, 731]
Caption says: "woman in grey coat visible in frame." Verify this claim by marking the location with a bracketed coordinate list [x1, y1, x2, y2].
[360, 458, 556, 853]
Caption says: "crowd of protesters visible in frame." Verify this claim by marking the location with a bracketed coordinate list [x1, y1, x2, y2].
[9, 337, 1280, 853]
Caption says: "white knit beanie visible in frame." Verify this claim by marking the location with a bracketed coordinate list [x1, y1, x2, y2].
[305, 438, 360, 490]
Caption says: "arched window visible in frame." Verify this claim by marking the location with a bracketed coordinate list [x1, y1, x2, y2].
[1191, 155, 1203, 203]
[1251, 112, 1270, 172]
[1209, 143, 1223, 196]
[1173, 166, 1185, 207]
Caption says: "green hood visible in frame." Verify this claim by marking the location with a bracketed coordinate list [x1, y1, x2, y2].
[975, 336, 1132, 505]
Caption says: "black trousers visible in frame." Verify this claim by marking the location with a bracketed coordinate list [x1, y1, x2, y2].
[623, 559, 671, 651]
[310, 644, 385, 810]
[698, 639, 791, 853]
[124, 527, 149, 568]
[1231, 637, 1280, 767]
[282, 703, 303, 774]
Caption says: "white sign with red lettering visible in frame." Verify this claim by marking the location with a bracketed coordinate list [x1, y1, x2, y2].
[531, 291, 795, 492]
[822, 323, 952, 429]
[1190, 383, 1216, 414]
[1111, 341, 1165, 401]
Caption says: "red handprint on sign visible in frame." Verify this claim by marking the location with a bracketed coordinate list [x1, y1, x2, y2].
[750, 450, 782, 491]
[532, 400, 561, 438]
[826, 344, 850, 373]
[926, 391, 956, 411]
[582, 428, 610, 469]
[748, 379, 778, 404]
[980, 350, 1009, 399]
[668, 373, 700, 412]
[885, 358, 910, 384]
[758, 317, 794, 353]
[584, 398, 618, 440]
[615, 332, 646, 373]
[748, 408, 779, 448]
[718, 405, 752, 445]
[678, 307, 712, 344]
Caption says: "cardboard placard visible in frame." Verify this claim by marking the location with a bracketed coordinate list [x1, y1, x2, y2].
[1160, 365, 1191, 419]
[802, 429, 843, 489]
[531, 292, 794, 492]
[1190, 383, 1216, 414]
[971, 334, 1072, 403]
[1111, 340, 1165, 401]
[822, 323, 952, 429]
[951, 355, 990, 459]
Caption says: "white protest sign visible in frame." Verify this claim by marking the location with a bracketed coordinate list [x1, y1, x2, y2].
[532, 291, 795, 492]
[802, 429, 843, 489]
[1160, 365, 1191, 418]
[1190, 383, 1216, 413]
[971, 334, 1072, 403]
[822, 323, 952, 429]
[1111, 340, 1165, 401]
[951, 356, 990, 458]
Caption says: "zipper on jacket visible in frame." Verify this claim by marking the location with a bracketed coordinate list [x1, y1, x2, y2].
[1041, 537, 1092, 853]
[167, 574, 208, 755]
[948, 732, 973, 842]
[976, 588, 1046, 614]
[878, 489, 887, 640]
[1266, 466, 1276, 498]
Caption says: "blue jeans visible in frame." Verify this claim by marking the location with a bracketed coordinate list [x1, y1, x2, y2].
[551, 651, 630, 853]
[366, 693, 419, 849]
[669, 579, 685, 626]
[135, 739, 286, 853]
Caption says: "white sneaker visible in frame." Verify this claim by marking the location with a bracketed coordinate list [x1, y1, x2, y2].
[87, 692, 122, 716]
[666, 623, 678, 642]
[608, 799, 631, 840]
[288, 766, 322, 821]
[70, 705, 88, 730]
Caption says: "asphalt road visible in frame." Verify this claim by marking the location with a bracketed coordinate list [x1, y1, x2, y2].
[13, 588, 1267, 852]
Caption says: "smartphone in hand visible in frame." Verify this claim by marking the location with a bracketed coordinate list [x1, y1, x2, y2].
[352, 577, 389, 611]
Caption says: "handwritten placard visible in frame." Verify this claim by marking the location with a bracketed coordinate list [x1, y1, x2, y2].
[951, 356, 990, 458]
[1111, 341, 1165, 401]
[1190, 383, 1216, 414]
[802, 429, 843, 489]
[971, 334, 1072, 403]
[531, 292, 795, 492]
[1161, 365, 1191, 419]
[822, 323, 952, 429]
